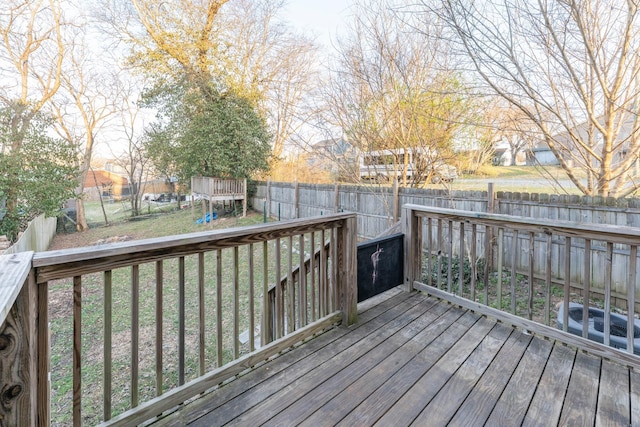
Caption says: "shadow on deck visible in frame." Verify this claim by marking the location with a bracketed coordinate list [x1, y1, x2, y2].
[153, 288, 640, 426]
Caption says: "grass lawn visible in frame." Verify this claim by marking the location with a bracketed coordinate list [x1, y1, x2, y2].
[448, 165, 585, 194]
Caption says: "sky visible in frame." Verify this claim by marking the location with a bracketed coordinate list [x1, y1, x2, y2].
[280, 0, 353, 50]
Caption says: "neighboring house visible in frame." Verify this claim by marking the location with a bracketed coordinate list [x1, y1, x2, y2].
[526, 146, 560, 166]
[83, 169, 131, 201]
[528, 110, 639, 167]
[492, 140, 527, 166]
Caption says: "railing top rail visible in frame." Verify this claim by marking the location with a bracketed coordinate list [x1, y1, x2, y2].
[33, 213, 355, 283]
[0, 251, 33, 326]
[403, 204, 640, 244]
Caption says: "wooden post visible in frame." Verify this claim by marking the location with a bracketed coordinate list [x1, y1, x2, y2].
[266, 179, 271, 220]
[337, 216, 358, 325]
[209, 195, 214, 229]
[393, 178, 400, 223]
[0, 252, 38, 427]
[334, 183, 340, 213]
[294, 181, 300, 219]
[402, 206, 421, 292]
[484, 183, 495, 297]
[242, 178, 247, 218]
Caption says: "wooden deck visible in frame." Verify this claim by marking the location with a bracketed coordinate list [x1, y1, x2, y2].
[153, 289, 640, 427]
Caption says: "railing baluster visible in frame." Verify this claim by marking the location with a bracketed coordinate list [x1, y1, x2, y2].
[497, 228, 504, 310]
[447, 220, 453, 293]
[299, 234, 307, 327]
[528, 232, 534, 320]
[437, 219, 443, 289]
[73, 275, 81, 427]
[233, 247, 239, 359]
[628, 245, 637, 354]
[563, 237, 571, 333]
[275, 238, 283, 338]
[471, 223, 477, 301]
[604, 242, 613, 347]
[426, 218, 432, 287]
[483, 224, 491, 305]
[198, 253, 205, 375]
[103, 270, 112, 421]
[459, 221, 465, 296]
[37, 279, 50, 426]
[511, 230, 518, 314]
[248, 244, 255, 352]
[155, 261, 163, 396]
[131, 265, 139, 407]
[287, 236, 294, 333]
[178, 256, 185, 385]
[216, 250, 223, 367]
[310, 232, 316, 322]
[320, 230, 327, 316]
[261, 241, 271, 346]
[331, 227, 338, 312]
[582, 239, 591, 338]
[545, 233, 552, 326]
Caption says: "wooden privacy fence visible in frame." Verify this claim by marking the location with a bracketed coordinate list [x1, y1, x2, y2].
[253, 180, 640, 238]
[191, 176, 247, 217]
[403, 205, 640, 357]
[0, 213, 357, 426]
[2, 214, 57, 255]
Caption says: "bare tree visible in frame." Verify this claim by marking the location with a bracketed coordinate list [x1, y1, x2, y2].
[432, 0, 640, 197]
[0, 0, 67, 210]
[320, 0, 473, 187]
[50, 19, 120, 231]
[109, 78, 153, 217]
[217, 0, 320, 161]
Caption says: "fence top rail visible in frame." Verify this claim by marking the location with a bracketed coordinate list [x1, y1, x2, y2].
[403, 204, 640, 244]
[33, 212, 355, 283]
[0, 251, 33, 326]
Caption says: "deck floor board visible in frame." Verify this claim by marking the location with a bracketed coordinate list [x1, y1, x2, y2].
[151, 290, 638, 427]
[558, 351, 601, 426]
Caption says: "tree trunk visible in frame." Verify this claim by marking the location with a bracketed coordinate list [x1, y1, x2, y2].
[75, 199, 89, 232]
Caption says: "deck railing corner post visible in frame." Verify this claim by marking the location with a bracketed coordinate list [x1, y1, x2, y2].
[339, 215, 358, 326]
[402, 205, 421, 292]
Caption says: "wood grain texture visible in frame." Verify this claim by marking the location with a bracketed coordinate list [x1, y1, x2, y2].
[558, 351, 601, 426]
[153, 289, 416, 426]
[0, 252, 33, 326]
[0, 257, 37, 427]
[143, 292, 638, 427]
[631, 367, 640, 427]
[299, 303, 464, 426]
[411, 323, 514, 426]
[221, 297, 440, 426]
[522, 343, 576, 426]
[485, 335, 553, 426]
[373, 316, 496, 426]
[448, 330, 532, 426]
[596, 359, 630, 426]
[414, 281, 640, 370]
[102, 312, 342, 427]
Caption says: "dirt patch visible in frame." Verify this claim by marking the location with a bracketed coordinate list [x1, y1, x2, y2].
[90, 235, 133, 245]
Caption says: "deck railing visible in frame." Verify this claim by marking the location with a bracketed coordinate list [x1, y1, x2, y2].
[191, 177, 246, 200]
[0, 213, 357, 426]
[403, 204, 640, 362]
